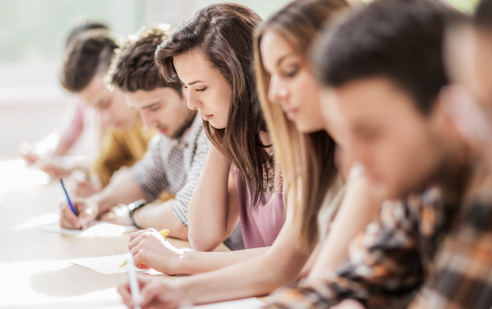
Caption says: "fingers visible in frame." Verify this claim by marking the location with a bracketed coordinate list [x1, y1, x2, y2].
[78, 207, 95, 229]
[129, 229, 147, 243]
[118, 276, 153, 308]
[140, 280, 168, 307]
[128, 228, 157, 250]
[118, 282, 133, 307]
[60, 202, 81, 229]
[130, 241, 150, 269]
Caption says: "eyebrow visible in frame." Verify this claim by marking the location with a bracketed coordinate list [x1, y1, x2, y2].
[276, 53, 295, 66]
[141, 100, 163, 110]
[184, 80, 206, 86]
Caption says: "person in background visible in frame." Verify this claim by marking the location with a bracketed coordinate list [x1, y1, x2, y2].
[20, 21, 108, 179]
[263, 0, 492, 308]
[59, 25, 243, 250]
[58, 28, 157, 198]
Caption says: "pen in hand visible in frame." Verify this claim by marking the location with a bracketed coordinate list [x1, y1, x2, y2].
[60, 179, 78, 216]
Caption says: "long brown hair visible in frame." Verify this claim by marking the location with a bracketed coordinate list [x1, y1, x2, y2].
[155, 3, 270, 206]
[254, 0, 350, 251]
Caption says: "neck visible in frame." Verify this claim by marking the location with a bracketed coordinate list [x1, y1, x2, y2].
[432, 137, 472, 202]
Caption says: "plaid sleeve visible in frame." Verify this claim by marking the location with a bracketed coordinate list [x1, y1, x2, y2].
[264, 199, 424, 309]
[129, 135, 169, 202]
[408, 199, 492, 309]
[172, 129, 210, 226]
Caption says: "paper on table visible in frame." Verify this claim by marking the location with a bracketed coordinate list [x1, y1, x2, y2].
[91, 298, 265, 309]
[192, 298, 265, 308]
[40, 221, 137, 237]
[69, 254, 161, 275]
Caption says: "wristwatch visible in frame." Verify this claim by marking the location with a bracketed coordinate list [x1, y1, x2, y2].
[128, 199, 147, 229]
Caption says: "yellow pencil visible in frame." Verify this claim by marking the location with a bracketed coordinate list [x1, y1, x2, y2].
[120, 229, 170, 268]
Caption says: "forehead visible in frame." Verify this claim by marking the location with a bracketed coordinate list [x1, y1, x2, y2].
[260, 30, 296, 69]
[332, 78, 424, 126]
[78, 75, 108, 106]
[172, 49, 218, 84]
[125, 87, 180, 108]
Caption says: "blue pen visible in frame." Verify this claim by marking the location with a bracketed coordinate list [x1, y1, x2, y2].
[60, 179, 78, 216]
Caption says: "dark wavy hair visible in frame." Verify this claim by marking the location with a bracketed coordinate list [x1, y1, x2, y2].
[475, 0, 492, 30]
[155, 3, 269, 206]
[108, 25, 181, 94]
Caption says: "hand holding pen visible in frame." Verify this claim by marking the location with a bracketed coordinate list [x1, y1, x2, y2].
[59, 179, 98, 229]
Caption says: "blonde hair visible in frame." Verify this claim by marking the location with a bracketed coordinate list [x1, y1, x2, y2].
[254, 0, 350, 251]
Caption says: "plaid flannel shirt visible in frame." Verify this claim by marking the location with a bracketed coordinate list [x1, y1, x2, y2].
[266, 164, 492, 309]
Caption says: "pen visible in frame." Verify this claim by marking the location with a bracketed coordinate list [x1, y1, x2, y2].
[60, 179, 77, 216]
[120, 229, 170, 268]
[125, 253, 142, 309]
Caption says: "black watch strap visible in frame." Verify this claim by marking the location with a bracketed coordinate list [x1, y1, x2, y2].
[128, 199, 146, 229]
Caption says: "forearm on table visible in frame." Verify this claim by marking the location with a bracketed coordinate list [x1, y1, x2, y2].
[187, 145, 235, 250]
[175, 246, 268, 275]
[133, 200, 188, 240]
[93, 177, 146, 215]
[179, 245, 308, 304]
[179, 215, 311, 303]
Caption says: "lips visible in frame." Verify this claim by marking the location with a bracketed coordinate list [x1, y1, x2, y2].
[201, 114, 213, 121]
[285, 109, 298, 121]
[158, 128, 168, 135]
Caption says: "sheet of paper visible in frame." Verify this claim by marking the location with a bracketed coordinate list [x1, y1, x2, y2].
[90, 298, 265, 309]
[40, 221, 137, 237]
[192, 298, 265, 308]
[69, 254, 159, 275]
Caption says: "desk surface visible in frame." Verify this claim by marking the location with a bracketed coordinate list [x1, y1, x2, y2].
[0, 160, 212, 309]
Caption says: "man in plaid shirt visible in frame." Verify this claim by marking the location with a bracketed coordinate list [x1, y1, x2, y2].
[265, 0, 492, 308]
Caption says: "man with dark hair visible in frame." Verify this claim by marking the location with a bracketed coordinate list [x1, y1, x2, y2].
[60, 26, 243, 255]
[21, 22, 155, 197]
[265, 0, 492, 308]
[58, 28, 156, 197]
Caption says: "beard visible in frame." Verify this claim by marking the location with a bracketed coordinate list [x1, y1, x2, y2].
[170, 111, 197, 140]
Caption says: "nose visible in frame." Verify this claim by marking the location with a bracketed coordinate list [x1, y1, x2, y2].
[268, 75, 288, 104]
[187, 89, 201, 111]
[140, 110, 157, 130]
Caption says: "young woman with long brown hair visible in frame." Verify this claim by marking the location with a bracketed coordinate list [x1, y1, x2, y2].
[118, 1, 381, 308]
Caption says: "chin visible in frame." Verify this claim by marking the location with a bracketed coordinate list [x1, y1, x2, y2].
[209, 120, 226, 130]
[296, 118, 324, 134]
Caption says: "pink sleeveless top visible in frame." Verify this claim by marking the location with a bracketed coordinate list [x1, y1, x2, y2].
[232, 166, 285, 249]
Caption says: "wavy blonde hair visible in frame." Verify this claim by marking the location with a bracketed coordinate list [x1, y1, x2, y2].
[254, 0, 350, 251]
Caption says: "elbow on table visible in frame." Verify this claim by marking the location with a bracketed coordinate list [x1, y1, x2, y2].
[188, 228, 224, 252]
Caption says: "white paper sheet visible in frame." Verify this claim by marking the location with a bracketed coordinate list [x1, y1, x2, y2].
[192, 298, 265, 308]
[68, 254, 159, 275]
[91, 298, 265, 309]
[40, 222, 137, 237]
